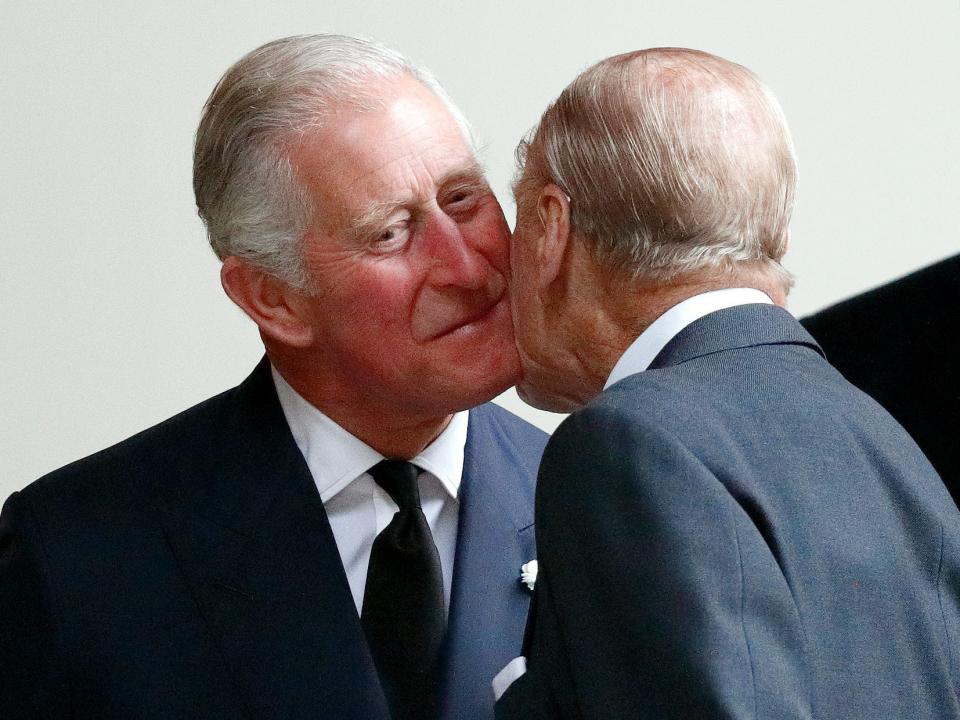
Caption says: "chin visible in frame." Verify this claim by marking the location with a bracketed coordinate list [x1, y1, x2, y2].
[514, 350, 589, 413]
[476, 358, 522, 403]
[516, 377, 584, 413]
[434, 349, 521, 413]
[472, 332, 522, 388]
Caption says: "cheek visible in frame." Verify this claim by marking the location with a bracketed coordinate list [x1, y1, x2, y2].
[507, 229, 533, 287]
[511, 293, 533, 337]
[305, 247, 406, 303]
[508, 234, 522, 280]
[467, 207, 511, 269]
[348, 268, 420, 333]
[507, 254, 542, 341]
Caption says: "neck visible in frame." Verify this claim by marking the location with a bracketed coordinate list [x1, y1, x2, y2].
[268, 353, 453, 459]
[533, 260, 786, 410]
[340, 413, 453, 460]
[518, 248, 637, 411]
[603, 271, 785, 365]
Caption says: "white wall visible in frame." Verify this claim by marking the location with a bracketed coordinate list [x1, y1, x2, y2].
[2, 0, 958, 496]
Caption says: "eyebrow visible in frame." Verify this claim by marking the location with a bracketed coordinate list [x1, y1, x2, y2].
[346, 163, 489, 241]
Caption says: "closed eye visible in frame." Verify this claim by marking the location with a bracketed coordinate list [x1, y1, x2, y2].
[442, 185, 484, 219]
[370, 217, 411, 253]
[447, 190, 473, 204]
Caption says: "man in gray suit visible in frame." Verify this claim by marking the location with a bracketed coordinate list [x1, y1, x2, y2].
[494, 48, 960, 719]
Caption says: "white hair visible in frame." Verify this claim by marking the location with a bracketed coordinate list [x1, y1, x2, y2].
[193, 34, 473, 289]
[515, 48, 797, 292]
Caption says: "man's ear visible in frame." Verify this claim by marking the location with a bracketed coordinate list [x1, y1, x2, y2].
[220, 257, 314, 347]
[535, 183, 572, 289]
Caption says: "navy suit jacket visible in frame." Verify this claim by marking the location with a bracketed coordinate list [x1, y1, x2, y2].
[497, 305, 960, 720]
[0, 359, 547, 719]
[801, 253, 960, 505]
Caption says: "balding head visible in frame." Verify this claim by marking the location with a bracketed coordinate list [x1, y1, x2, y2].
[514, 48, 796, 292]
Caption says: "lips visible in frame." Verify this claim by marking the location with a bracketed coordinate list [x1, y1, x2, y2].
[442, 294, 505, 337]
[413, 276, 508, 342]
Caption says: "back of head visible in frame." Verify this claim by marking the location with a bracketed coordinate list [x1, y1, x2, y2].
[193, 34, 470, 289]
[517, 48, 796, 292]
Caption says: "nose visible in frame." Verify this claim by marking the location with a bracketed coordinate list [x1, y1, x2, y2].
[421, 211, 488, 290]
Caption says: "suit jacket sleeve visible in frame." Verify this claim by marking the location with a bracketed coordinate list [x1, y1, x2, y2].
[0, 491, 71, 717]
[495, 572, 579, 720]
[507, 402, 812, 719]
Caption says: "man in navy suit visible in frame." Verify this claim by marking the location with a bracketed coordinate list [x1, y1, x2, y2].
[494, 48, 960, 718]
[0, 35, 546, 719]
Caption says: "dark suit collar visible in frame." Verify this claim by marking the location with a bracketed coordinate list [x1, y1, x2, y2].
[159, 356, 310, 534]
[156, 363, 534, 719]
[649, 303, 824, 371]
[157, 357, 390, 719]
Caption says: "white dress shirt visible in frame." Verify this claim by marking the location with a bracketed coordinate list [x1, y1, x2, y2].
[492, 287, 774, 701]
[271, 367, 466, 615]
[604, 288, 774, 388]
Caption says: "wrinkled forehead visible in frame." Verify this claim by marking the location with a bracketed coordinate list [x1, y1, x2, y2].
[274, 74, 472, 167]
[290, 78, 483, 227]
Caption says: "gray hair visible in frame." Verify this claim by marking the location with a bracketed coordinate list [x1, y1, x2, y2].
[193, 34, 472, 289]
[515, 48, 796, 291]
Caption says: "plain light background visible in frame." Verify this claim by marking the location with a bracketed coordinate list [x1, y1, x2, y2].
[2, 0, 958, 497]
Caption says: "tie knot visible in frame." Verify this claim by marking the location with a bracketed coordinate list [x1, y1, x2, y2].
[369, 459, 422, 509]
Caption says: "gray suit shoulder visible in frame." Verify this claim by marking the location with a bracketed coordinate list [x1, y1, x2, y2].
[558, 370, 707, 441]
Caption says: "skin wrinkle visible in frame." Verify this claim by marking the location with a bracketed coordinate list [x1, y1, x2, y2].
[346, 168, 489, 249]
[245, 74, 517, 457]
[529, 49, 793, 290]
[198, 46, 476, 286]
[509, 50, 795, 411]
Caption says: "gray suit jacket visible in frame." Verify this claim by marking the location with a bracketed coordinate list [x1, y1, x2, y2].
[497, 304, 960, 719]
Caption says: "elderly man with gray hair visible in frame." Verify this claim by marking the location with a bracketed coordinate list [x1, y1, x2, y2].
[494, 48, 960, 719]
[0, 35, 546, 720]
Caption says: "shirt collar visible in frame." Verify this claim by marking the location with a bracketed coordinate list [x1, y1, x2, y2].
[604, 288, 774, 389]
[271, 367, 466, 503]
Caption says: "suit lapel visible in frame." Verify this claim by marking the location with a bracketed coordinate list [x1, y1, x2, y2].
[438, 405, 537, 720]
[157, 359, 390, 719]
[649, 304, 824, 370]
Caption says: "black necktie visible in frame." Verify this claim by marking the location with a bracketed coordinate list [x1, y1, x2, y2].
[361, 460, 446, 720]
